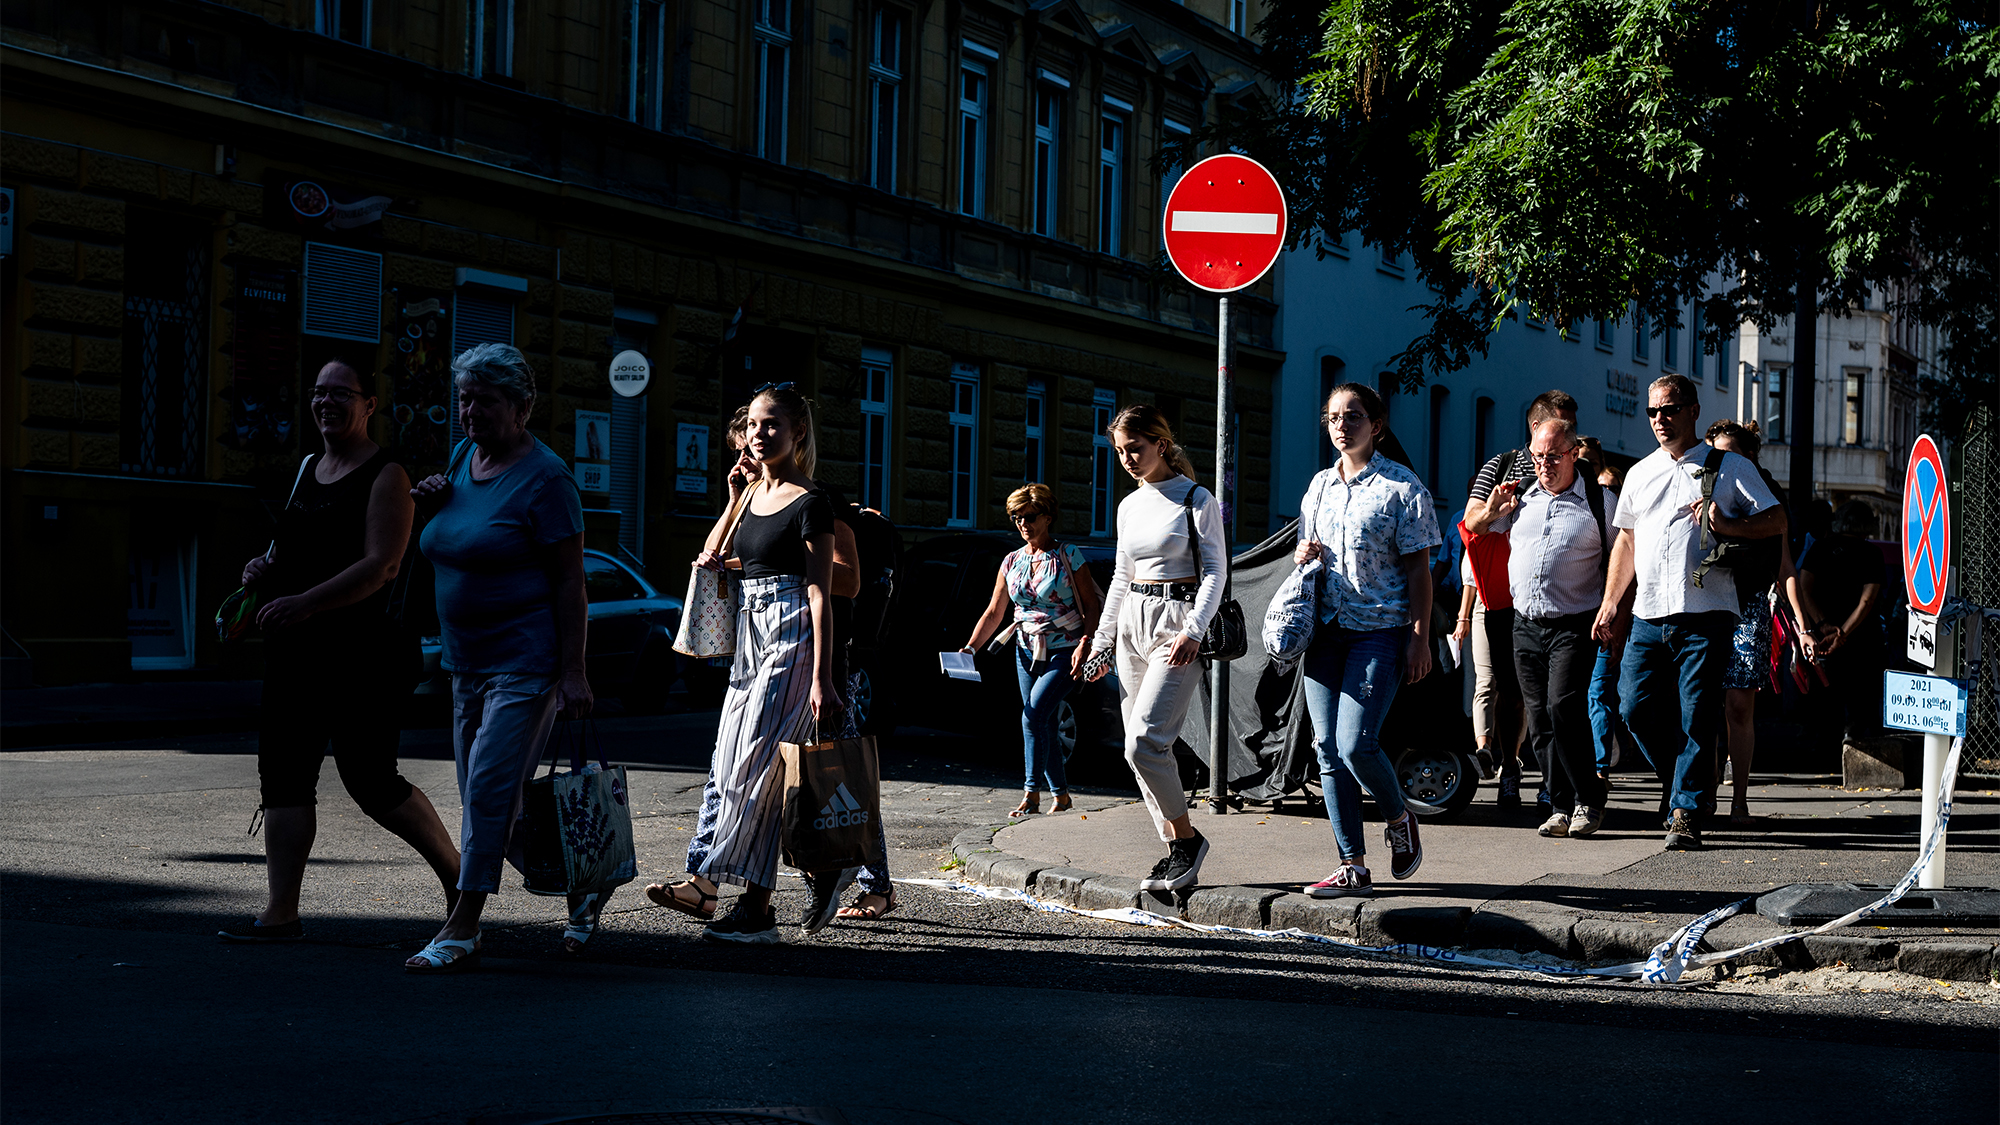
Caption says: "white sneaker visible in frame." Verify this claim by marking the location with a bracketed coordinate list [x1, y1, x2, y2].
[1568, 805, 1603, 837]
[1537, 811, 1571, 838]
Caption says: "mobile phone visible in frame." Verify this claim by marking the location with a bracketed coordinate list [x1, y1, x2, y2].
[1082, 649, 1114, 680]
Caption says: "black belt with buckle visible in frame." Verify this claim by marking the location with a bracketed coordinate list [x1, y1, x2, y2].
[1130, 581, 1200, 602]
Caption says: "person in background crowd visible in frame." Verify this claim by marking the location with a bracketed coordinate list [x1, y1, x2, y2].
[1461, 390, 1579, 806]
[1796, 501, 1889, 746]
[676, 385, 842, 943]
[1595, 375, 1782, 852]
[219, 359, 460, 945]
[405, 343, 592, 971]
[1487, 417, 1616, 838]
[961, 483, 1105, 819]
[1289, 384, 1440, 897]
[1576, 437, 1629, 790]
[1705, 420, 1797, 823]
[1081, 405, 1225, 893]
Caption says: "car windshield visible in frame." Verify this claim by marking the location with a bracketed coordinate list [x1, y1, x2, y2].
[583, 554, 646, 603]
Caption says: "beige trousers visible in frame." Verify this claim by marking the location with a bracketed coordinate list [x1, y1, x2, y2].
[1114, 592, 1202, 843]
[1470, 594, 1526, 753]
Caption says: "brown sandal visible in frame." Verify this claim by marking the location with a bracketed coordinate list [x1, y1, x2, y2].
[837, 892, 897, 921]
[644, 880, 716, 921]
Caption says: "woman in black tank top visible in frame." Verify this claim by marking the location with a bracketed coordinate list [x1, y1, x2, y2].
[217, 360, 461, 945]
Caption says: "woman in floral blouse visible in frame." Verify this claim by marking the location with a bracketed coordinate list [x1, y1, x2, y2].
[1291, 384, 1442, 899]
[962, 483, 1103, 817]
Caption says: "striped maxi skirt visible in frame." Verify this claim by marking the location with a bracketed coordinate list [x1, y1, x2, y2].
[693, 575, 818, 889]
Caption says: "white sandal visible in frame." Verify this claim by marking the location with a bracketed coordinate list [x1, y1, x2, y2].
[564, 892, 607, 955]
[404, 932, 481, 974]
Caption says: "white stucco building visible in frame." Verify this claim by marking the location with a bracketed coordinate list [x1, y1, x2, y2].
[1270, 240, 1739, 527]
[1733, 287, 1937, 537]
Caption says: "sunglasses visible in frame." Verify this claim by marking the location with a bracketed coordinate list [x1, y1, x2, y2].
[1645, 402, 1691, 419]
[752, 381, 796, 394]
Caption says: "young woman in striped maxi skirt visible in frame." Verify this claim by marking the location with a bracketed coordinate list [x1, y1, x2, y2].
[675, 386, 841, 943]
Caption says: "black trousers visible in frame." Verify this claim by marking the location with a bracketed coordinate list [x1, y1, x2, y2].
[1514, 611, 1606, 811]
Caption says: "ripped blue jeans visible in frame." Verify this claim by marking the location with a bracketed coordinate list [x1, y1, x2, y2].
[1300, 623, 1408, 863]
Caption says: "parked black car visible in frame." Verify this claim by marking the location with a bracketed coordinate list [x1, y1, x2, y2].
[877, 533, 1125, 767]
[416, 548, 684, 713]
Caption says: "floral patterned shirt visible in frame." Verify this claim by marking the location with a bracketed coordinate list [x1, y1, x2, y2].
[1003, 542, 1090, 650]
[1300, 454, 1442, 631]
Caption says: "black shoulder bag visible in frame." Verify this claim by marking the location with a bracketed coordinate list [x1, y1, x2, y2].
[1183, 485, 1248, 660]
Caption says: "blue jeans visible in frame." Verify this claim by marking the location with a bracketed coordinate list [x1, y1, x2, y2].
[1588, 645, 1629, 773]
[448, 672, 560, 894]
[1015, 644, 1075, 793]
[1618, 613, 1734, 821]
[1301, 623, 1408, 863]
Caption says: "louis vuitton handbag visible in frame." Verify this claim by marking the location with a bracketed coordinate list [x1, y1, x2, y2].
[672, 482, 759, 660]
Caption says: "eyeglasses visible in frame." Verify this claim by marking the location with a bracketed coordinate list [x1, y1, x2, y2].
[1324, 411, 1373, 429]
[309, 387, 362, 403]
[1529, 446, 1578, 465]
[1645, 402, 1691, 419]
[751, 381, 796, 394]
[1009, 511, 1044, 524]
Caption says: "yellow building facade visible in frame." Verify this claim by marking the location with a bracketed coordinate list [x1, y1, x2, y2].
[1, 0, 1280, 685]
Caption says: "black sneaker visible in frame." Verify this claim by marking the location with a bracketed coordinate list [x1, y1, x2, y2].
[1139, 832, 1209, 891]
[800, 867, 857, 935]
[218, 917, 303, 943]
[1663, 809, 1703, 851]
[1497, 763, 1522, 809]
[1384, 813, 1423, 880]
[704, 901, 781, 944]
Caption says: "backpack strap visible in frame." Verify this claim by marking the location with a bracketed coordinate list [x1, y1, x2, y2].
[1582, 473, 1609, 573]
[1689, 446, 1727, 589]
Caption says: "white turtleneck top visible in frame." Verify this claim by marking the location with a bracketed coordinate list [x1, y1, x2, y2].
[1091, 474, 1227, 652]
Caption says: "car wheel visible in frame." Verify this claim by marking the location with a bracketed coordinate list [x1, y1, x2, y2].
[1055, 698, 1078, 764]
[1396, 747, 1477, 819]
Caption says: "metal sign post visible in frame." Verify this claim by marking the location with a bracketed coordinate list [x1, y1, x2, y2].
[1901, 433, 1953, 888]
[1162, 154, 1287, 815]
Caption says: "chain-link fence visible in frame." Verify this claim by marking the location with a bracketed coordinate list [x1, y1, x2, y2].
[1958, 403, 1998, 781]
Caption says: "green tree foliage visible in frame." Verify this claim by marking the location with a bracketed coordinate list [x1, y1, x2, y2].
[1203, 0, 1996, 424]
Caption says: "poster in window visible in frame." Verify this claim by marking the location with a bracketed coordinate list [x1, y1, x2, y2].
[389, 298, 451, 468]
[224, 268, 298, 451]
[676, 423, 710, 500]
[574, 410, 612, 463]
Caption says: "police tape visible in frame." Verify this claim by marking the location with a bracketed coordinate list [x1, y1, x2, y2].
[898, 738, 1963, 986]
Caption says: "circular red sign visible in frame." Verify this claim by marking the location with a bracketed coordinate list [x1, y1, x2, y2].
[1163, 154, 1288, 293]
[1901, 433, 1951, 615]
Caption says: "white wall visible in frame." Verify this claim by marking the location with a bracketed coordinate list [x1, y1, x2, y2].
[1270, 242, 1739, 528]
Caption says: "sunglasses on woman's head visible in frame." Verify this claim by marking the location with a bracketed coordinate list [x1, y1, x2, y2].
[752, 381, 796, 394]
[1645, 402, 1691, 419]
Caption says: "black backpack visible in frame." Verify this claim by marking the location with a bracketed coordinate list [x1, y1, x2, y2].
[1690, 447, 1782, 601]
[845, 504, 902, 652]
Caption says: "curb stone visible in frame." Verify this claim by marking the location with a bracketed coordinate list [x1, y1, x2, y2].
[941, 825, 1999, 980]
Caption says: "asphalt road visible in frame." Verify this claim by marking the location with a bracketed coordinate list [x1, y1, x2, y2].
[2, 710, 1994, 1125]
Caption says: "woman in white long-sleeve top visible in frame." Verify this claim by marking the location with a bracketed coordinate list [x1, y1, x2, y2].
[1080, 404, 1226, 892]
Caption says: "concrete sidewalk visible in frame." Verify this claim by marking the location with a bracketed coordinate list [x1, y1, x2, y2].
[955, 772, 2000, 980]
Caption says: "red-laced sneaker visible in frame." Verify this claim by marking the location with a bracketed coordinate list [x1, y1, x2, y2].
[1305, 865, 1374, 898]
[1385, 813, 1423, 880]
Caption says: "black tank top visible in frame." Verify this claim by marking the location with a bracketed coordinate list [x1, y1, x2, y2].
[270, 448, 399, 642]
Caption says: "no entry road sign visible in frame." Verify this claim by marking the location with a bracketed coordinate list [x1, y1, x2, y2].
[1902, 433, 1951, 615]
[1163, 154, 1287, 293]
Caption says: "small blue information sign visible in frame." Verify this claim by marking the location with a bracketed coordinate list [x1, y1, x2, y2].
[1882, 671, 1968, 737]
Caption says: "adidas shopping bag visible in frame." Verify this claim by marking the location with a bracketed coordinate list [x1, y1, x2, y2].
[779, 736, 884, 873]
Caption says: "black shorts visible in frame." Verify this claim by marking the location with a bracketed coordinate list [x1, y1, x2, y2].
[257, 630, 418, 817]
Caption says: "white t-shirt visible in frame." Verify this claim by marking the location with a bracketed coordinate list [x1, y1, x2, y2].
[1092, 475, 1226, 650]
[1613, 442, 1779, 620]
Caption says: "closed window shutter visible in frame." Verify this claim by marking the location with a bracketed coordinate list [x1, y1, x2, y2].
[301, 243, 383, 343]
[448, 291, 517, 446]
[611, 393, 646, 555]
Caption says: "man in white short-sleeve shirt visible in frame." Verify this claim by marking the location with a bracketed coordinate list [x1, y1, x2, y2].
[1593, 375, 1783, 852]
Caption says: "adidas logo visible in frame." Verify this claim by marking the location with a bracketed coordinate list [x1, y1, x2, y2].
[812, 783, 870, 830]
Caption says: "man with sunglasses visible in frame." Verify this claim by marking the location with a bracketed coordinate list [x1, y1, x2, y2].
[1594, 375, 1782, 850]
